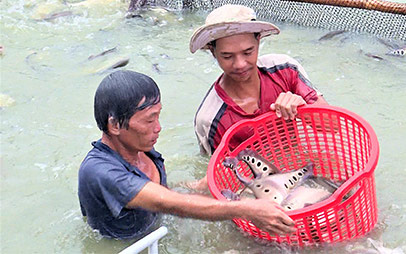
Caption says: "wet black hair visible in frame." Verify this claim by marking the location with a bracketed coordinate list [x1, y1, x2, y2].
[94, 70, 161, 134]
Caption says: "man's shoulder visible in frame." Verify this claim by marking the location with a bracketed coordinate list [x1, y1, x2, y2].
[79, 147, 122, 177]
[257, 54, 299, 69]
[257, 54, 310, 80]
[195, 84, 226, 122]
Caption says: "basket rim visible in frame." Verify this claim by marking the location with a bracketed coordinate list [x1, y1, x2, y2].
[207, 104, 380, 217]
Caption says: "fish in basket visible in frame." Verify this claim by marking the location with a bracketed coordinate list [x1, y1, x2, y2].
[207, 105, 380, 246]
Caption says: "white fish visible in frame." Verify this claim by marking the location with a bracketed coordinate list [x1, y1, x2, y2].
[386, 47, 406, 56]
[236, 148, 280, 177]
[281, 177, 342, 210]
[222, 149, 344, 211]
[222, 149, 280, 179]
[234, 162, 314, 204]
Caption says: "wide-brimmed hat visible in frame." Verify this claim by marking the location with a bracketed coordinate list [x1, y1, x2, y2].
[189, 4, 280, 53]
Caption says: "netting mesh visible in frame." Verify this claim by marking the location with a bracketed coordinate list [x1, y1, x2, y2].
[152, 0, 406, 41]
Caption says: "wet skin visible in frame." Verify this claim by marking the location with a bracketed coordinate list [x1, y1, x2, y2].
[212, 33, 261, 114]
[102, 102, 162, 183]
[100, 100, 295, 234]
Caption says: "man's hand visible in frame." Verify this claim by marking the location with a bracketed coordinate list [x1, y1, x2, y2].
[181, 175, 209, 192]
[270, 92, 306, 120]
[240, 199, 296, 235]
[127, 182, 296, 235]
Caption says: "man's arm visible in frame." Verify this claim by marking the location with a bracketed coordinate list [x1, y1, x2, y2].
[313, 95, 328, 105]
[126, 181, 296, 235]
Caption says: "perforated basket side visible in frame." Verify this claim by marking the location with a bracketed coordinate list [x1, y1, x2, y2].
[207, 105, 379, 246]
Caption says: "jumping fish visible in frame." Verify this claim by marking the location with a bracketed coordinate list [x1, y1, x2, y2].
[386, 46, 406, 56]
[42, 11, 73, 21]
[108, 58, 129, 69]
[234, 162, 314, 204]
[359, 49, 385, 61]
[152, 63, 162, 74]
[88, 46, 117, 60]
[378, 38, 406, 57]
[89, 57, 130, 74]
[30, 2, 66, 20]
[318, 30, 346, 41]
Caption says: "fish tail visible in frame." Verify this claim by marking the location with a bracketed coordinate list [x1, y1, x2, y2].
[302, 162, 315, 181]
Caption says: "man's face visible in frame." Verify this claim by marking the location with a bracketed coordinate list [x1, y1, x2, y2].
[117, 102, 162, 152]
[212, 33, 260, 83]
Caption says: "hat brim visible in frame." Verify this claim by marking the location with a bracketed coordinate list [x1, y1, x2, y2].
[190, 21, 280, 53]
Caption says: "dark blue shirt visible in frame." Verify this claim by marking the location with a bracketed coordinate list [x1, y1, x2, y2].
[78, 140, 167, 239]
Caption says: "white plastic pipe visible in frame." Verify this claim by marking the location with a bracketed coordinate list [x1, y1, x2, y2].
[118, 226, 168, 254]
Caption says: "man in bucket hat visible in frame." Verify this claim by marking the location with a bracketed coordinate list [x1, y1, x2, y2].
[190, 4, 328, 157]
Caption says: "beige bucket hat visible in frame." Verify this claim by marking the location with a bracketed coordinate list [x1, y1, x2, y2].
[189, 4, 280, 53]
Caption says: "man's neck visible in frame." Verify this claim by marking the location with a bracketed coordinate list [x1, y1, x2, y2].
[101, 133, 160, 183]
[101, 134, 142, 166]
[221, 70, 260, 96]
[220, 69, 261, 113]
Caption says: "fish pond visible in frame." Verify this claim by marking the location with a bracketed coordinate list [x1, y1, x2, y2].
[0, 0, 405, 253]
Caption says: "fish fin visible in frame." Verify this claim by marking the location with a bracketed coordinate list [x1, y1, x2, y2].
[303, 203, 314, 208]
[221, 189, 241, 201]
[302, 162, 315, 181]
[237, 149, 280, 176]
[377, 38, 401, 49]
[234, 169, 252, 187]
[310, 175, 344, 194]
[222, 157, 239, 170]
[318, 30, 346, 41]
[236, 148, 251, 160]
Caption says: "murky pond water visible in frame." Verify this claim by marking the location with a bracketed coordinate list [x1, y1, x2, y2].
[1, 0, 405, 253]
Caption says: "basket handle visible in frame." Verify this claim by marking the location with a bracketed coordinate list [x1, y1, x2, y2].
[216, 111, 278, 153]
[219, 106, 309, 150]
[334, 167, 374, 204]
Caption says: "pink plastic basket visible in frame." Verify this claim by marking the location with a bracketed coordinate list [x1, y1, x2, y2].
[207, 105, 379, 246]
